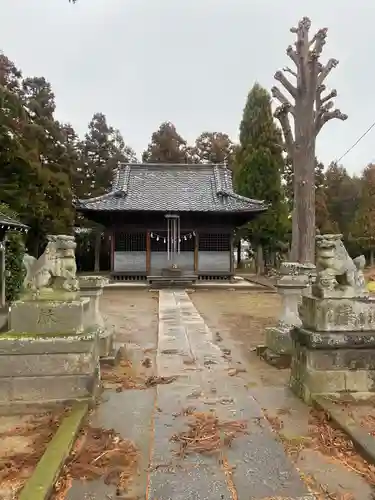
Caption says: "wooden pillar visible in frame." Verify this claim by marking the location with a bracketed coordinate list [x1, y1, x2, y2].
[110, 230, 115, 273]
[0, 241, 5, 308]
[94, 230, 101, 272]
[194, 231, 199, 273]
[230, 231, 234, 275]
[146, 230, 151, 275]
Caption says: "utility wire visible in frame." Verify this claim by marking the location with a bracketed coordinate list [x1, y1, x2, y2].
[335, 120, 375, 164]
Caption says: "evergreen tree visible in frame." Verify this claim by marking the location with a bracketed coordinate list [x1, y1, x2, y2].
[0, 56, 50, 255]
[315, 162, 337, 234]
[142, 122, 191, 163]
[325, 162, 361, 239]
[351, 164, 375, 264]
[234, 83, 289, 271]
[0, 203, 26, 302]
[21, 76, 77, 251]
[79, 112, 136, 197]
[191, 132, 235, 166]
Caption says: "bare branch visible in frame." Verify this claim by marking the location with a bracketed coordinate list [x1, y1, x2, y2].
[317, 58, 339, 86]
[286, 45, 299, 66]
[316, 109, 348, 134]
[274, 104, 294, 156]
[271, 86, 295, 116]
[283, 66, 297, 78]
[291, 16, 311, 35]
[316, 61, 323, 73]
[293, 17, 311, 92]
[321, 89, 337, 105]
[311, 28, 328, 56]
[274, 70, 297, 98]
[316, 85, 335, 115]
[321, 101, 334, 112]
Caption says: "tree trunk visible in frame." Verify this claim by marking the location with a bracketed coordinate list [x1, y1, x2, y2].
[237, 240, 241, 268]
[293, 105, 316, 264]
[371, 248, 374, 267]
[256, 244, 264, 275]
[290, 194, 299, 261]
[296, 147, 316, 264]
[94, 231, 101, 272]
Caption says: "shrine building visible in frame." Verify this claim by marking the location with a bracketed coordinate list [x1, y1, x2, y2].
[76, 163, 266, 284]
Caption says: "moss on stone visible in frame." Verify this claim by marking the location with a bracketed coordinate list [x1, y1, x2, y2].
[0, 326, 100, 341]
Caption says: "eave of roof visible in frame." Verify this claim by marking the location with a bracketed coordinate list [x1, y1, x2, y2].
[0, 212, 28, 231]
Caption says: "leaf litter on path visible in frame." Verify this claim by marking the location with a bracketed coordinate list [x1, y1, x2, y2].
[101, 358, 177, 391]
[264, 407, 375, 500]
[52, 424, 139, 500]
[171, 410, 248, 457]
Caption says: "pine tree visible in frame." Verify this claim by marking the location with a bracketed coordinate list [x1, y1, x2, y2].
[234, 83, 289, 272]
[142, 122, 191, 163]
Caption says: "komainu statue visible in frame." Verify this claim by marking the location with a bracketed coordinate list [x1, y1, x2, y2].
[313, 234, 367, 298]
[23, 234, 79, 296]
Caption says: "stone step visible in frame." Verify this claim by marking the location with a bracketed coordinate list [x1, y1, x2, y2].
[0, 351, 98, 378]
[149, 279, 194, 289]
[148, 275, 197, 280]
[100, 346, 122, 367]
[99, 329, 114, 358]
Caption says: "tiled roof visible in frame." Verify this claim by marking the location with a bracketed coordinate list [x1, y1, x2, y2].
[0, 212, 28, 231]
[76, 163, 267, 214]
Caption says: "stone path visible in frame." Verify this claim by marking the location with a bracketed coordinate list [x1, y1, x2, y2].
[68, 290, 314, 499]
[149, 290, 312, 499]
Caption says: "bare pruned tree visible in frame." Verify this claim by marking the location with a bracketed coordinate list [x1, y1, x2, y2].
[271, 17, 347, 264]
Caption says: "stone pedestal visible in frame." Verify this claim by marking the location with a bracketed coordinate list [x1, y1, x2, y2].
[79, 276, 113, 358]
[290, 295, 375, 403]
[290, 233, 373, 403]
[0, 295, 100, 411]
[10, 297, 90, 335]
[0, 331, 100, 412]
[262, 262, 310, 367]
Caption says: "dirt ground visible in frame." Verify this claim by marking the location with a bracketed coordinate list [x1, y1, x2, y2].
[0, 410, 65, 499]
[190, 289, 289, 387]
[101, 289, 159, 348]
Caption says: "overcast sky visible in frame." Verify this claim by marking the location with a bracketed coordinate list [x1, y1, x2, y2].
[1, 0, 373, 173]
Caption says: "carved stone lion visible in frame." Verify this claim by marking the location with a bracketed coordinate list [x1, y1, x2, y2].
[313, 234, 367, 298]
[23, 234, 79, 295]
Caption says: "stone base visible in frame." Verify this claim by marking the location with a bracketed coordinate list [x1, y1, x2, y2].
[99, 326, 114, 358]
[265, 325, 293, 355]
[0, 329, 100, 410]
[290, 326, 375, 403]
[261, 348, 291, 369]
[263, 325, 293, 368]
[9, 297, 90, 335]
[300, 295, 375, 332]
